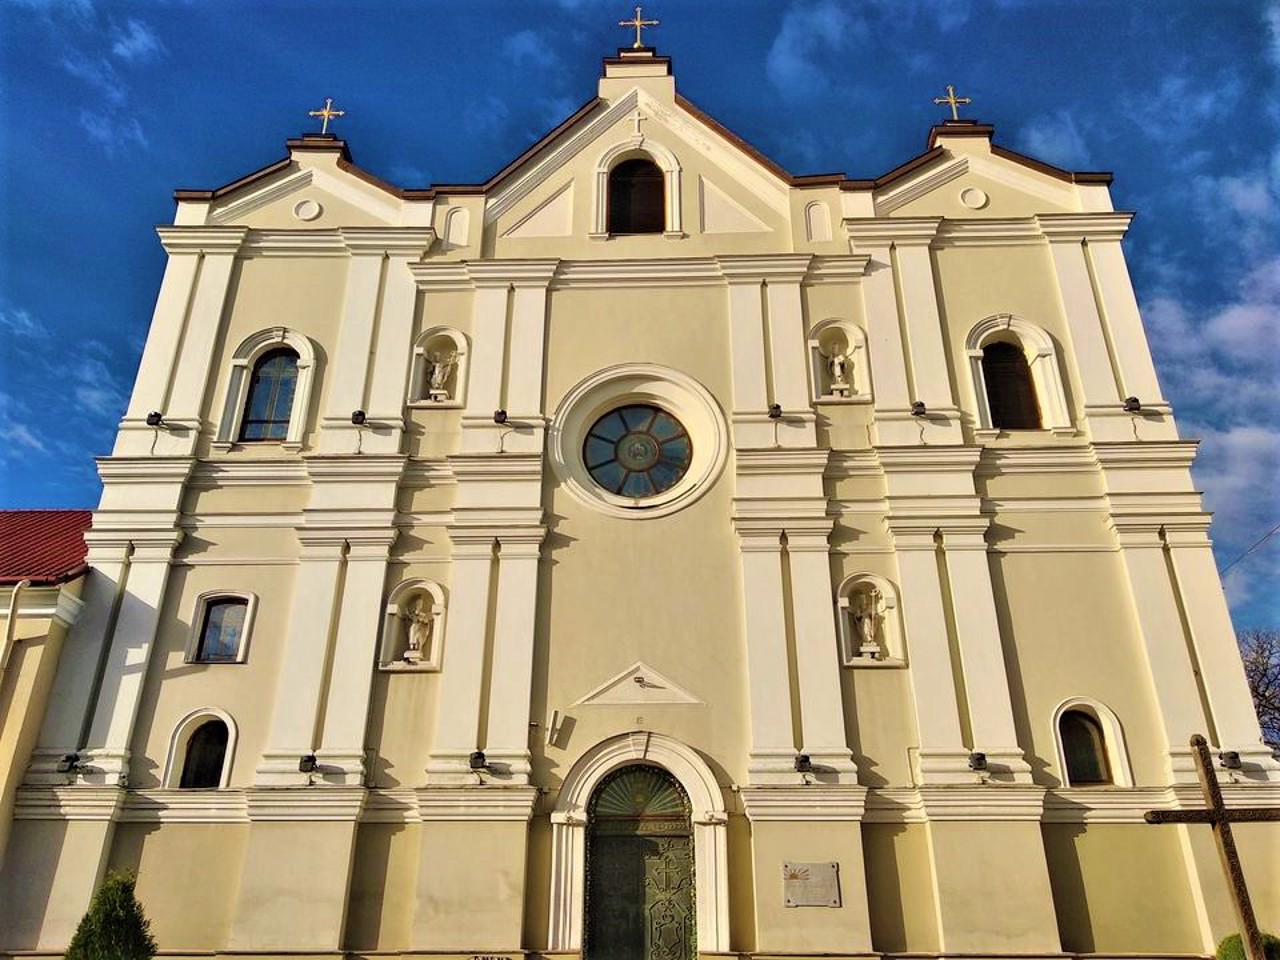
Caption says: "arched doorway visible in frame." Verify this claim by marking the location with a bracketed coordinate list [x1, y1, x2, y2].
[585, 765, 695, 960]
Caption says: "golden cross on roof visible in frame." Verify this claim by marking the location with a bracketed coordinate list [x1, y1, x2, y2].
[932, 84, 972, 121]
[308, 97, 345, 136]
[620, 5, 659, 49]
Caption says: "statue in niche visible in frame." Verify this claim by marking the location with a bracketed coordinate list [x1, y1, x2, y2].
[827, 351, 851, 396]
[817, 328, 853, 398]
[400, 596, 434, 663]
[425, 349, 457, 401]
[852, 587, 885, 659]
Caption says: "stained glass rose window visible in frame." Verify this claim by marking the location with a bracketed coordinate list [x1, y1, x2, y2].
[583, 404, 692, 498]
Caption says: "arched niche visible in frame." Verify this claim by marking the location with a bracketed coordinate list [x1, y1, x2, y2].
[162, 706, 238, 789]
[1051, 697, 1134, 787]
[591, 138, 683, 239]
[835, 573, 905, 666]
[804, 200, 832, 242]
[215, 326, 317, 449]
[380, 578, 446, 671]
[809, 318, 871, 403]
[409, 327, 469, 408]
[965, 314, 1072, 435]
[548, 731, 729, 953]
[443, 206, 470, 250]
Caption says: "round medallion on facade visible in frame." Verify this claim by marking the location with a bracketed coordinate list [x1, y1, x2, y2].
[583, 404, 692, 498]
[292, 199, 323, 221]
[959, 187, 989, 210]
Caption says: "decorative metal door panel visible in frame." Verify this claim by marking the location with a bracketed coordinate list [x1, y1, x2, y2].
[585, 766, 695, 960]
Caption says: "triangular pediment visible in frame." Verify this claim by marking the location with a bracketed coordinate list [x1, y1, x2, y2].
[574, 661, 703, 706]
[501, 180, 575, 238]
[206, 159, 401, 228]
[877, 148, 1080, 217]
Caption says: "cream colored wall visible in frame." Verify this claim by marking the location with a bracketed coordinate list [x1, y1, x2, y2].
[110, 822, 248, 948]
[892, 167, 1077, 220]
[1042, 823, 1204, 951]
[197, 255, 348, 455]
[347, 822, 421, 951]
[862, 822, 940, 952]
[129, 558, 295, 788]
[990, 547, 1168, 785]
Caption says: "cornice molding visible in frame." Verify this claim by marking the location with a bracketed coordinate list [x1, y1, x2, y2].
[740, 785, 868, 821]
[156, 225, 249, 255]
[1036, 211, 1135, 242]
[975, 445, 1099, 475]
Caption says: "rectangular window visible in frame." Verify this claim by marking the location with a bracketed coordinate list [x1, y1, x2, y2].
[196, 599, 247, 662]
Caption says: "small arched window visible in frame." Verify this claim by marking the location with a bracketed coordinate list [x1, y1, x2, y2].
[1060, 710, 1112, 785]
[608, 158, 664, 234]
[239, 348, 299, 441]
[981, 341, 1041, 429]
[195, 598, 248, 662]
[179, 719, 229, 789]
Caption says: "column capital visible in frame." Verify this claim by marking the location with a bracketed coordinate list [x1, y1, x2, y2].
[1035, 212, 1133, 243]
[715, 253, 812, 282]
[155, 225, 249, 255]
[466, 258, 561, 288]
[338, 226, 435, 257]
[740, 785, 868, 821]
[845, 217, 942, 248]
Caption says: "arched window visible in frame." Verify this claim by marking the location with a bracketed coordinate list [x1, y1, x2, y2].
[179, 719, 229, 789]
[608, 158, 664, 234]
[981, 341, 1041, 429]
[1059, 710, 1111, 785]
[195, 598, 248, 662]
[239, 348, 299, 441]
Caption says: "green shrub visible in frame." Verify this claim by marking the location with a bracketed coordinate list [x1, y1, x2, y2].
[1217, 933, 1280, 960]
[65, 871, 157, 960]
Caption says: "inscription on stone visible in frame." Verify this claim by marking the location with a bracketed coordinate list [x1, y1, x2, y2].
[782, 861, 841, 907]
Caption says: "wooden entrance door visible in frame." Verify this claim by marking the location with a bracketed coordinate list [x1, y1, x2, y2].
[585, 766, 695, 960]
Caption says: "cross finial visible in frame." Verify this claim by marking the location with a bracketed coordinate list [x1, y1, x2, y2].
[308, 97, 346, 136]
[619, 5, 659, 49]
[932, 84, 972, 121]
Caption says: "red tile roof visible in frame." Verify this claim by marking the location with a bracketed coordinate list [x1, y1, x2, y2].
[0, 510, 92, 586]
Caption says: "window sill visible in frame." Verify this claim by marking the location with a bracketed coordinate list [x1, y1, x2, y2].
[407, 399, 463, 410]
[814, 394, 872, 406]
[210, 440, 303, 453]
[842, 657, 907, 669]
[975, 426, 1077, 442]
[379, 660, 441, 673]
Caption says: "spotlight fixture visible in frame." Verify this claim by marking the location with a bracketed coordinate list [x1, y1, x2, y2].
[968, 751, 988, 771]
[493, 409, 508, 425]
[910, 400, 927, 417]
[793, 754, 813, 773]
[767, 404, 783, 420]
[350, 409, 367, 426]
[1219, 750, 1242, 770]
[469, 750, 489, 771]
[55, 753, 81, 774]
[1123, 396, 1142, 413]
[145, 411, 165, 427]
[298, 754, 319, 774]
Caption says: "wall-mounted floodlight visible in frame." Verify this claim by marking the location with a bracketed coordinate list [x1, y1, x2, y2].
[469, 750, 489, 771]
[145, 411, 165, 427]
[968, 751, 988, 771]
[793, 754, 813, 773]
[351, 410, 367, 426]
[56, 753, 81, 774]
[1123, 396, 1142, 413]
[767, 404, 783, 420]
[1219, 750, 1242, 770]
[493, 409, 508, 425]
[911, 401, 927, 417]
[298, 754, 319, 774]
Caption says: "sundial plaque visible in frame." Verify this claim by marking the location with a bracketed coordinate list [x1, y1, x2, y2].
[782, 861, 841, 907]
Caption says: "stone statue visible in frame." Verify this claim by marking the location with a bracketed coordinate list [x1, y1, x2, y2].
[402, 597, 433, 662]
[853, 588, 884, 658]
[426, 350, 457, 399]
[822, 347, 851, 397]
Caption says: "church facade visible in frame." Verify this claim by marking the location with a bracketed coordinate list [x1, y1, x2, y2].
[2, 44, 1277, 958]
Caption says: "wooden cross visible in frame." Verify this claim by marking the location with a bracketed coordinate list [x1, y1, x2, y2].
[932, 84, 972, 121]
[1145, 734, 1279, 960]
[629, 108, 647, 137]
[620, 5, 659, 49]
[308, 97, 345, 135]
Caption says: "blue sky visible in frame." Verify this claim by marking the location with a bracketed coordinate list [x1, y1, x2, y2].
[1, 0, 1276, 627]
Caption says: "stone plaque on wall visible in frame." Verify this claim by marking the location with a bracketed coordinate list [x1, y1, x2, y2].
[782, 861, 841, 907]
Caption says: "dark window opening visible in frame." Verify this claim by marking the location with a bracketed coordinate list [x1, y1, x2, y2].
[240, 348, 299, 441]
[180, 720, 229, 789]
[981, 341, 1041, 429]
[608, 158, 664, 234]
[1060, 710, 1112, 785]
[195, 598, 247, 662]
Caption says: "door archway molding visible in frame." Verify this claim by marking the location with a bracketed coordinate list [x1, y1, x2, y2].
[547, 731, 730, 952]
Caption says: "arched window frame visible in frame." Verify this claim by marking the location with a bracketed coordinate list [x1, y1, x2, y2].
[591, 139, 683, 239]
[215, 327, 317, 451]
[965, 315, 1072, 437]
[163, 707, 238, 789]
[835, 573, 906, 667]
[184, 590, 258, 664]
[1051, 697, 1133, 787]
[804, 201, 832, 242]
[808, 318, 871, 404]
[407, 327, 469, 409]
[379, 578, 447, 671]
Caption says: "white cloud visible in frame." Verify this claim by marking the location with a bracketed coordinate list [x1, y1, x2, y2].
[10, 0, 95, 21]
[0, 307, 43, 338]
[71, 357, 125, 419]
[110, 19, 164, 63]
[1124, 70, 1244, 146]
[1015, 109, 1093, 168]
[466, 96, 511, 139]
[766, 2, 861, 99]
[0, 423, 49, 454]
[78, 109, 149, 153]
[503, 29, 557, 69]
[62, 55, 125, 105]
